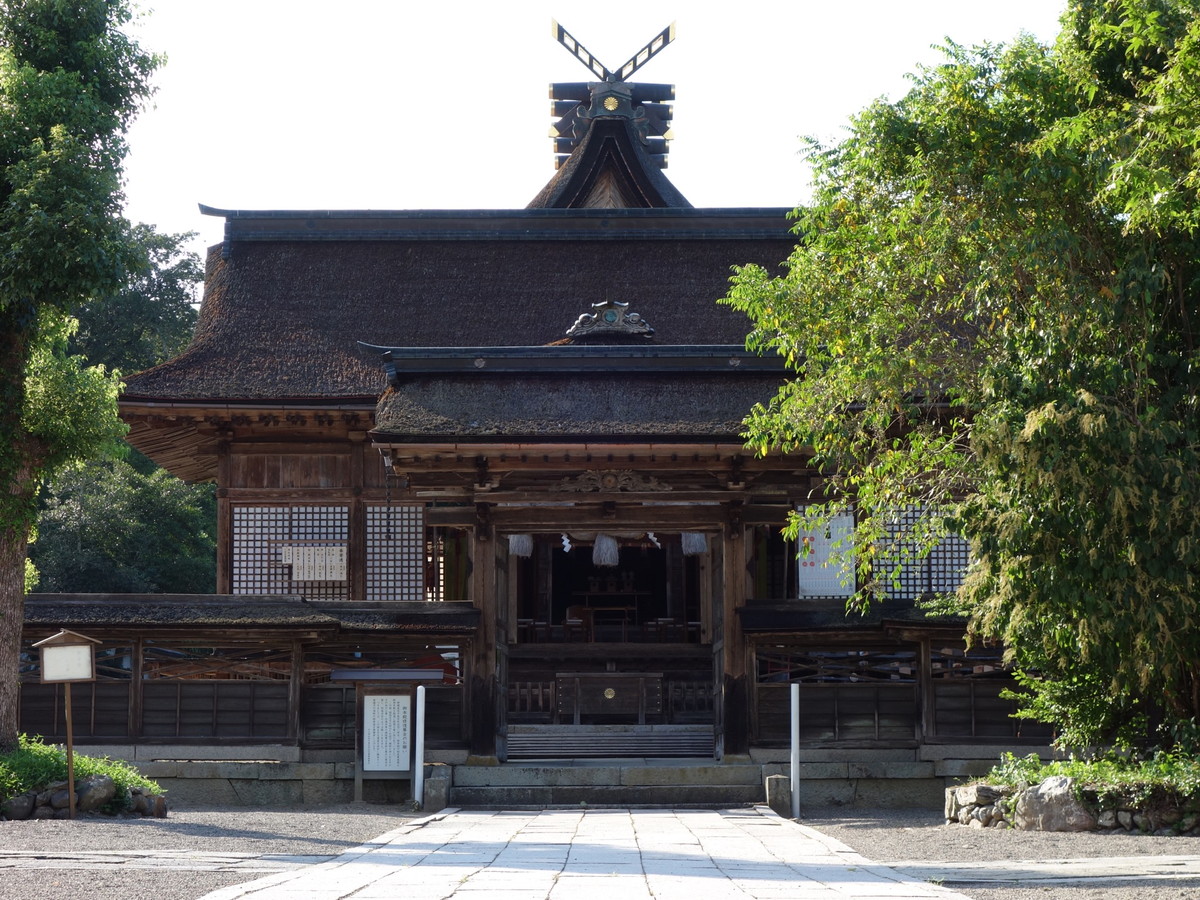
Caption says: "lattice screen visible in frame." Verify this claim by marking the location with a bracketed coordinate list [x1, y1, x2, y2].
[795, 508, 856, 598]
[232, 505, 349, 600]
[879, 506, 970, 600]
[365, 505, 426, 601]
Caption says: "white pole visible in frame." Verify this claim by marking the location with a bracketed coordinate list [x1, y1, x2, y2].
[790, 682, 800, 819]
[413, 685, 426, 808]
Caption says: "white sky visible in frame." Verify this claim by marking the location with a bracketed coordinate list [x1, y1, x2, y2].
[121, 1, 1067, 261]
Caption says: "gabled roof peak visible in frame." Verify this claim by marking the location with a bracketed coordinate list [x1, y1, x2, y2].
[530, 21, 688, 209]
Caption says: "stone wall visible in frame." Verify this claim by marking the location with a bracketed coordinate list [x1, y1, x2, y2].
[946, 776, 1200, 834]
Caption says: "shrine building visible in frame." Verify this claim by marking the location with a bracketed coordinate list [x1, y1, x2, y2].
[20, 23, 1050, 805]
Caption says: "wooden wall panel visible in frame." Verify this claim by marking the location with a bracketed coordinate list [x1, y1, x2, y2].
[229, 453, 351, 489]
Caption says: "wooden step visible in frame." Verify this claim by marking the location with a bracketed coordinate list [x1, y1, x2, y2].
[505, 724, 714, 759]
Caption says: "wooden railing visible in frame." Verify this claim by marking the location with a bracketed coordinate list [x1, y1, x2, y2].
[756, 683, 918, 745]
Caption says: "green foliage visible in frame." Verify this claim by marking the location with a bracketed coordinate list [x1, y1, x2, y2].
[0, 0, 158, 752]
[1001, 669, 1153, 752]
[29, 223, 210, 596]
[23, 311, 127, 477]
[69, 223, 201, 375]
[31, 457, 216, 593]
[722, 0, 1200, 751]
[0, 734, 162, 813]
[987, 750, 1200, 808]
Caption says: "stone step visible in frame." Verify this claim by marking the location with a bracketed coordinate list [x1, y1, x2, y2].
[453, 763, 762, 788]
[450, 782, 762, 807]
[506, 724, 715, 759]
[449, 761, 765, 807]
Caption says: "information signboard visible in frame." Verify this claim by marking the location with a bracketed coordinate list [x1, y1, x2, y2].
[362, 693, 412, 772]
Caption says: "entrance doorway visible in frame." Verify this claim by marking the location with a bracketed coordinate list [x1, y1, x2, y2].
[503, 531, 716, 755]
[511, 533, 705, 644]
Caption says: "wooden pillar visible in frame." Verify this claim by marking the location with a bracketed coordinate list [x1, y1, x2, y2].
[467, 504, 498, 761]
[918, 636, 933, 744]
[348, 433, 367, 603]
[720, 501, 752, 759]
[288, 639, 304, 743]
[130, 636, 144, 741]
[215, 440, 232, 594]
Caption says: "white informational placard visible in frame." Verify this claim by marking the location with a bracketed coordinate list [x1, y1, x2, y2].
[796, 509, 856, 597]
[41, 644, 94, 682]
[362, 694, 412, 771]
[286, 545, 348, 581]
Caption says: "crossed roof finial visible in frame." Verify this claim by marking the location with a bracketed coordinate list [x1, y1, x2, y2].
[546, 21, 676, 171]
[551, 20, 676, 82]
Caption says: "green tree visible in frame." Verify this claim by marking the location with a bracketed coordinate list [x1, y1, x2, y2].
[0, 0, 157, 751]
[723, 0, 1199, 751]
[31, 458, 215, 594]
[30, 224, 214, 596]
[69, 223, 201, 375]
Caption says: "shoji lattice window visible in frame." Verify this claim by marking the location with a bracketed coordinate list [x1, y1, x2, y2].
[232, 505, 349, 600]
[365, 505, 426, 602]
[878, 506, 970, 600]
[795, 507, 856, 598]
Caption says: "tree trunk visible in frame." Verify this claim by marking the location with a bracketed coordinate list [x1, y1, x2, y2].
[0, 525, 28, 752]
[0, 304, 37, 754]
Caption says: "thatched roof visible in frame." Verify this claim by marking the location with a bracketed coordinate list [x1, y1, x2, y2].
[373, 369, 785, 440]
[120, 210, 794, 403]
[527, 118, 691, 209]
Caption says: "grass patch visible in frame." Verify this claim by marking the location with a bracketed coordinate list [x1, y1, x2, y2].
[1, 734, 162, 814]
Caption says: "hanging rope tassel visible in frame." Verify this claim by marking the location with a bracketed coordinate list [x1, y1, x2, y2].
[681, 532, 708, 556]
[508, 534, 533, 557]
[593, 534, 620, 567]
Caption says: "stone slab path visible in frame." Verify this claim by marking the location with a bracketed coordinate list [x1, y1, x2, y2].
[196, 807, 973, 900]
[890, 853, 1200, 886]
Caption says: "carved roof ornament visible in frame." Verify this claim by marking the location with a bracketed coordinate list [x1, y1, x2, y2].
[566, 300, 654, 340]
[548, 21, 675, 168]
[551, 469, 673, 493]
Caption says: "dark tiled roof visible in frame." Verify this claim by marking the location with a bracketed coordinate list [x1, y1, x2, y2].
[24, 594, 479, 634]
[120, 215, 795, 403]
[372, 371, 785, 440]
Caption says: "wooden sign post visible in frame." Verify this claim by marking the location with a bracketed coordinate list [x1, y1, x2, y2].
[331, 669, 443, 804]
[33, 630, 100, 820]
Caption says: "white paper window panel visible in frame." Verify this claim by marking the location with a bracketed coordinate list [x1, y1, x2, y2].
[231, 505, 349, 600]
[365, 505, 425, 602]
[796, 509, 856, 598]
[878, 506, 970, 600]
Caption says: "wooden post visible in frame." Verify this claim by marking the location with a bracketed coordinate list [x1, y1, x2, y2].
[467, 508, 498, 761]
[288, 639, 304, 742]
[919, 636, 933, 743]
[348, 434, 367, 603]
[216, 440, 232, 593]
[64, 682, 76, 820]
[721, 503, 752, 759]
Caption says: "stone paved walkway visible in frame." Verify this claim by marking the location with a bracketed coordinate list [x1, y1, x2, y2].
[197, 807, 973, 900]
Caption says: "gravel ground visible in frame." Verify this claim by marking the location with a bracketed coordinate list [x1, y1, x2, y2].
[805, 807, 1200, 900]
[3, 804, 1200, 900]
[0, 804, 418, 900]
